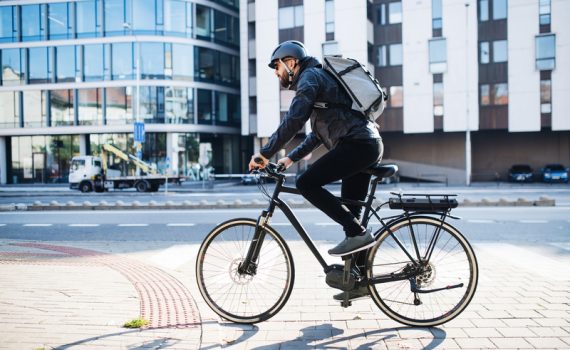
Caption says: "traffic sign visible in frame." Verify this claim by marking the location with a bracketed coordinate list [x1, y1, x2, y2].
[134, 122, 145, 142]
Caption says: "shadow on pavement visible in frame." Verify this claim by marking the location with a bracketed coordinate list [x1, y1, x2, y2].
[249, 323, 445, 350]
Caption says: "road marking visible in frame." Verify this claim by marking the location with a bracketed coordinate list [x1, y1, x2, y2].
[166, 223, 195, 227]
[519, 220, 548, 224]
[118, 224, 149, 227]
[467, 219, 495, 224]
[23, 224, 52, 227]
[68, 224, 100, 227]
[0, 224, 6, 227]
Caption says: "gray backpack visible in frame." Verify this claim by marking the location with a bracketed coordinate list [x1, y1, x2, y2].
[315, 56, 388, 122]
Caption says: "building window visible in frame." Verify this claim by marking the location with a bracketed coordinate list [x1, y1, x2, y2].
[111, 43, 134, 80]
[29, 47, 51, 84]
[536, 34, 555, 70]
[481, 83, 508, 105]
[214, 10, 239, 46]
[480, 84, 490, 105]
[76, 0, 99, 38]
[165, 87, 193, 124]
[539, 0, 551, 26]
[104, 0, 126, 36]
[492, 40, 508, 63]
[480, 42, 490, 64]
[479, 0, 489, 21]
[389, 44, 403, 66]
[78, 88, 103, 126]
[1, 48, 25, 86]
[429, 38, 447, 73]
[433, 82, 444, 116]
[540, 78, 551, 113]
[388, 2, 402, 24]
[197, 89, 212, 124]
[0, 91, 19, 128]
[23, 91, 48, 128]
[0, 6, 17, 43]
[377, 45, 387, 67]
[139, 86, 165, 123]
[48, 2, 72, 40]
[50, 90, 74, 126]
[215, 92, 240, 125]
[22, 4, 46, 41]
[493, 83, 508, 104]
[493, 0, 507, 20]
[105, 87, 133, 125]
[133, 0, 157, 34]
[164, 0, 187, 36]
[173, 44, 193, 80]
[377, 4, 386, 25]
[83, 44, 104, 81]
[196, 5, 212, 38]
[140, 43, 165, 79]
[56, 46, 76, 83]
[279, 5, 304, 29]
[389, 86, 403, 107]
[325, 0, 334, 40]
[432, 0, 442, 30]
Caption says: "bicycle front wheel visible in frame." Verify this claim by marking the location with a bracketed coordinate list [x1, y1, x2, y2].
[367, 216, 478, 327]
[196, 218, 294, 323]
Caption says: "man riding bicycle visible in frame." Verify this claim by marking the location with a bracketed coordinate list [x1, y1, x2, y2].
[248, 41, 384, 298]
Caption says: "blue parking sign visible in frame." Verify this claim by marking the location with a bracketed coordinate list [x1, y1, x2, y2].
[134, 122, 145, 142]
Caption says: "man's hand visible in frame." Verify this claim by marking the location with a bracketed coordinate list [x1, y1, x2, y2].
[248, 153, 268, 171]
[277, 157, 293, 170]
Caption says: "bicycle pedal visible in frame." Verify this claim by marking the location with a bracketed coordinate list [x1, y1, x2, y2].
[340, 300, 352, 308]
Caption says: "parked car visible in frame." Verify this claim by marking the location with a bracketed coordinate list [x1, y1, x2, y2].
[508, 164, 534, 183]
[540, 164, 569, 183]
[241, 174, 262, 185]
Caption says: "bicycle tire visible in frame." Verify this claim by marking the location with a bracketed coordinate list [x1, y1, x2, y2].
[196, 218, 295, 324]
[366, 216, 478, 327]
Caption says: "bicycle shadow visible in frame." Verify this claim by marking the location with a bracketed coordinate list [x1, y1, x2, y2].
[250, 323, 445, 350]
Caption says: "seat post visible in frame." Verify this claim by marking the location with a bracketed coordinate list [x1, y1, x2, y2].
[361, 176, 380, 228]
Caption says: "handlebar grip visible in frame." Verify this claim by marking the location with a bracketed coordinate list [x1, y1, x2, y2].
[253, 157, 264, 164]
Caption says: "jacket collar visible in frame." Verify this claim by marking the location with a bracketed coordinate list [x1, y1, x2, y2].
[290, 56, 321, 90]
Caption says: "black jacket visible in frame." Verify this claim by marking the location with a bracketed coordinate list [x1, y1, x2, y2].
[260, 56, 381, 162]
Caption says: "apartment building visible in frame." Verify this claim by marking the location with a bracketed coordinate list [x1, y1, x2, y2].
[241, 0, 570, 184]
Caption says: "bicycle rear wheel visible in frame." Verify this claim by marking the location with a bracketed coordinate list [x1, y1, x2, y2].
[366, 216, 478, 327]
[196, 218, 294, 323]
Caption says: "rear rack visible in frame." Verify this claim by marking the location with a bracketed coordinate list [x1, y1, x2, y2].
[388, 192, 458, 211]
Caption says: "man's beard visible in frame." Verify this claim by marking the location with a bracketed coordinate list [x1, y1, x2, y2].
[279, 72, 291, 89]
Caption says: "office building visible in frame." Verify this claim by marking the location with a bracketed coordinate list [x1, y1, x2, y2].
[0, 0, 247, 184]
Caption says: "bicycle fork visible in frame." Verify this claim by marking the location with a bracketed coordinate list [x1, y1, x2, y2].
[238, 211, 270, 276]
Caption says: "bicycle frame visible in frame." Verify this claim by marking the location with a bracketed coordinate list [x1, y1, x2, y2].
[239, 170, 454, 282]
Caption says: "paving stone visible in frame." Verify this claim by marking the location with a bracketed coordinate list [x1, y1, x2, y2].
[525, 337, 570, 348]
[489, 337, 534, 349]
[454, 337, 497, 349]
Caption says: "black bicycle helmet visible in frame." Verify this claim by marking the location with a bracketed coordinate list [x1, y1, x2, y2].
[268, 40, 308, 68]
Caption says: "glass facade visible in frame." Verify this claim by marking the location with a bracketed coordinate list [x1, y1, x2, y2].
[0, 0, 241, 184]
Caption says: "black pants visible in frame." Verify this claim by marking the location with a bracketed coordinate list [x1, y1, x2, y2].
[296, 138, 384, 237]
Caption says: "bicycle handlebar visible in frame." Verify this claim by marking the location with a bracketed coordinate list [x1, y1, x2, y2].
[252, 158, 286, 178]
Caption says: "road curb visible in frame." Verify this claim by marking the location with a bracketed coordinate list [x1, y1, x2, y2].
[0, 196, 556, 211]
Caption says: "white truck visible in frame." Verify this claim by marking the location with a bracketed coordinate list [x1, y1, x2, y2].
[69, 144, 181, 193]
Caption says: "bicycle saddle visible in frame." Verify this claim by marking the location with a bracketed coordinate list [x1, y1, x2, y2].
[364, 163, 398, 178]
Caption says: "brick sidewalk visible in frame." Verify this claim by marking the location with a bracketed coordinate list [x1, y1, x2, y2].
[1, 240, 569, 349]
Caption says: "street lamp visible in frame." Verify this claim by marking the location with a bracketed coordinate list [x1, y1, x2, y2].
[123, 22, 143, 160]
[465, 1, 472, 186]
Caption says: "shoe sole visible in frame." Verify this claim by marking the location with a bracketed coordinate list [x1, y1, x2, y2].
[333, 294, 369, 301]
[328, 239, 377, 257]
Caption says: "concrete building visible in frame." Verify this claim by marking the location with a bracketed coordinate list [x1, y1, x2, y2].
[241, 0, 570, 184]
[0, 0, 249, 184]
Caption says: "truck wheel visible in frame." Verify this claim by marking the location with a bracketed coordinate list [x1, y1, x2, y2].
[80, 181, 92, 193]
[135, 180, 149, 192]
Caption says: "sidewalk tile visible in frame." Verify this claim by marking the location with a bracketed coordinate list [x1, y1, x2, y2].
[528, 326, 570, 337]
[463, 327, 502, 337]
[454, 337, 497, 349]
[419, 338, 460, 349]
[496, 327, 535, 337]
[525, 337, 569, 348]
[489, 337, 534, 349]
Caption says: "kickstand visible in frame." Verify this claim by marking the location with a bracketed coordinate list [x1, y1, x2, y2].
[341, 256, 352, 308]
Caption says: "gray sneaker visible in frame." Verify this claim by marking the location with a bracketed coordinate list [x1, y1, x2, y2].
[328, 230, 375, 256]
[333, 286, 370, 301]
